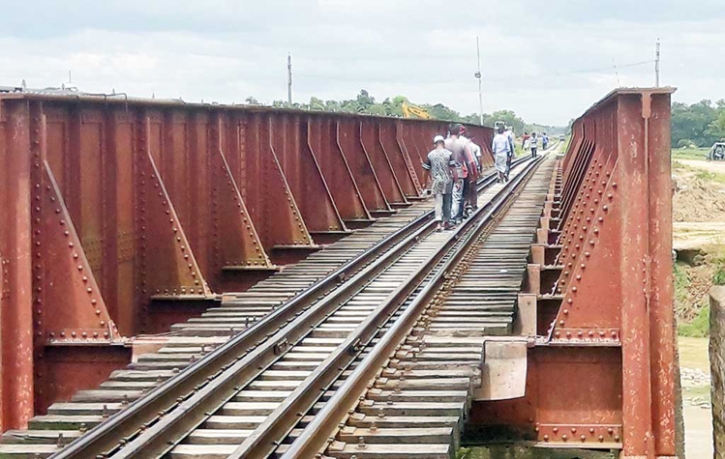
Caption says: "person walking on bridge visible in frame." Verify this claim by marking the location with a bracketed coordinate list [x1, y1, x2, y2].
[504, 126, 515, 180]
[458, 126, 481, 213]
[467, 135, 483, 173]
[492, 124, 512, 183]
[530, 132, 539, 158]
[422, 135, 454, 231]
[446, 124, 477, 223]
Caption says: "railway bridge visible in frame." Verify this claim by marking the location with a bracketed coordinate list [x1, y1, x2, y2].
[0, 87, 678, 458]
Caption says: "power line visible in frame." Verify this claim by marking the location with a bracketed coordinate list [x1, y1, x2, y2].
[480, 60, 656, 82]
[293, 59, 656, 85]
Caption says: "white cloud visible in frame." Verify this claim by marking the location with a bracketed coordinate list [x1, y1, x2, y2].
[0, 0, 722, 125]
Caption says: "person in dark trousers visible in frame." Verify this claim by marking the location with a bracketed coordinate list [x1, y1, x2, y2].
[530, 132, 539, 158]
[445, 123, 475, 224]
[505, 126, 515, 180]
[422, 135, 454, 231]
[457, 125, 479, 215]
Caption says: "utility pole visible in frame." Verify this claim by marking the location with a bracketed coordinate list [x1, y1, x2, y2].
[655, 38, 661, 87]
[287, 53, 293, 105]
[474, 36, 484, 126]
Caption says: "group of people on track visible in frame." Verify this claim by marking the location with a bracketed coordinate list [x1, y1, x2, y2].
[422, 123, 549, 231]
[422, 123, 481, 231]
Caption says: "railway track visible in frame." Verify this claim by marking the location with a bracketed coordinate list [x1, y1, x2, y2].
[314, 156, 557, 459]
[0, 151, 545, 458]
[116, 156, 546, 459]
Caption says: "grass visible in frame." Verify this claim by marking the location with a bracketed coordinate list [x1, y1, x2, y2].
[695, 169, 725, 184]
[672, 147, 709, 161]
[678, 336, 711, 372]
[676, 315, 709, 338]
[714, 263, 725, 285]
[678, 304, 710, 337]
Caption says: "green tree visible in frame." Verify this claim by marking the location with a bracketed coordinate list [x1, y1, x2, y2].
[308, 97, 325, 111]
[254, 91, 563, 136]
[355, 89, 375, 111]
[707, 110, 725, 141]
[423, 103, 462, 121]
[671, 100, 720, 147]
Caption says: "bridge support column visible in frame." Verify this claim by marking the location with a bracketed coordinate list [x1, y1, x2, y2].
[711, 286, 725, 459]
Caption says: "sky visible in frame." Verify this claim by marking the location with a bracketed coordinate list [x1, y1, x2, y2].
[0, 0, 722, 126]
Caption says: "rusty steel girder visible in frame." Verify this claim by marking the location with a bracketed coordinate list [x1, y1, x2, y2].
[470, 88, 678, 459]
[0, 92, 492, 430]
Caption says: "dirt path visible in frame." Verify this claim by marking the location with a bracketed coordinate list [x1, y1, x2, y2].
[674, 221, 725, 250]
[678, 159, 725, 175]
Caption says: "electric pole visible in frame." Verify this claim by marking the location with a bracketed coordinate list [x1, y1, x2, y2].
[655, 38, 660, 87]
[287, 53, 293, 105]
[475, 36, 484, 126]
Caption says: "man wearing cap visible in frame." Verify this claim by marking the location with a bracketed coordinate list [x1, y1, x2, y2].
[422, 135, 454, 230]
[492, 124, 512, 183]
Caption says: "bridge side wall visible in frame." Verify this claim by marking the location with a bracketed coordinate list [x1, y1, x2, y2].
[471, 88, 678, 458]
[0, 94, 492, 430]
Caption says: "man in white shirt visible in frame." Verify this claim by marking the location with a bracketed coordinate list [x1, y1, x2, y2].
[491, 125, 512, 183]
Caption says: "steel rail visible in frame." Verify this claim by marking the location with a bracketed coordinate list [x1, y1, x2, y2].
[51, 158, 522, 459]
[283, 155, 545, 459]
[223, 160, 539, 459]
[106, 164, 528, 458]
[50, 160, 526, 459]
[108, 209, 438, 458]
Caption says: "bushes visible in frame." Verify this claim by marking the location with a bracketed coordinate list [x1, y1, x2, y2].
[678, 304, 710, 338]
[677, 139, 697, 149]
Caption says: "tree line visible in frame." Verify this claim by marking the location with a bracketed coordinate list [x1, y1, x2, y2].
[672, 100, 725, 148]
[245, 90, 564, 136]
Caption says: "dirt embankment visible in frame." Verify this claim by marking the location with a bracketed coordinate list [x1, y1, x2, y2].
[673, 177, 725, 223]
[672, 160, 725, 326]
[673, 161, 725, 250]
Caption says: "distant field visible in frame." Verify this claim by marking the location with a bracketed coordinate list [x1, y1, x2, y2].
[672, 147, 709, 161]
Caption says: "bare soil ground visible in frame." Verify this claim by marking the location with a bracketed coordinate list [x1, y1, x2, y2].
[674, 222, 725, 251]
[673, 167, 725, 224]
[672, 160, 725, 325]
[672, 159, 721, 457]
[679, 159, 725, 175]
